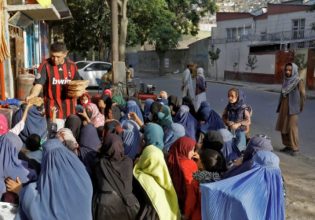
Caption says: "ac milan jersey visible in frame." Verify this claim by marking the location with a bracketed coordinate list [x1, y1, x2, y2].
[35, 58, 81, 119]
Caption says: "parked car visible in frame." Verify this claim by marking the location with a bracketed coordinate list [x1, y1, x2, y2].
[75, 61, 112, 87]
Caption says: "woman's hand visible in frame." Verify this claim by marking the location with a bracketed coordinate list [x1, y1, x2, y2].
[230, 122, 240, 131]
[78, 109, 91, 123]
[5, 177, 22, 194]
[192, 151, 200, 161]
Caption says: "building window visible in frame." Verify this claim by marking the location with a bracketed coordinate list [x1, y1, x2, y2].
[292, 18, 305, 39]
[226, 26, 251, 42]
[227, 28, 237, 41]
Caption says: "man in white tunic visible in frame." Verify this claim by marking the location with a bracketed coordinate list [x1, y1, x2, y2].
[181, 64, 195, 101]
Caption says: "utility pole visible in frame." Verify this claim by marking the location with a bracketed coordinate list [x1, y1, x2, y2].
[111, 0, 119, 63]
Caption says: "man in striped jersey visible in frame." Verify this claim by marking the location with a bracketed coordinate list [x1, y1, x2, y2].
[26, 42, 82, 130]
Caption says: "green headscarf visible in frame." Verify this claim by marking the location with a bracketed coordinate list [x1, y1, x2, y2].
[144, 123, 164, 150]
[112, 95, 126, 107]
[157, 105, 173, 128]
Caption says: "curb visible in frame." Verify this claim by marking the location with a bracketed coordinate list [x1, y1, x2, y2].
[206, 79, 315, 100]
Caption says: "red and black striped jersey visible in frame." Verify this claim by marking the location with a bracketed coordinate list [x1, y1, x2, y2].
[35, 58, 82, 119]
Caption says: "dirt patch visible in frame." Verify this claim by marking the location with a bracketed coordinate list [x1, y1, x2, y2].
[277, 153, 315, 219]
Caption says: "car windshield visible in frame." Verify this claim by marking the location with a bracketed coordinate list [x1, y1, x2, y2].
[76, 62, 90, 69]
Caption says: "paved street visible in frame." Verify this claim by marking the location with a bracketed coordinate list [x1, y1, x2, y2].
[136, 73, 315, 159]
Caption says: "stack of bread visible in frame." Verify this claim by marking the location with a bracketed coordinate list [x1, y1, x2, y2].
[67, 80, 89, 98]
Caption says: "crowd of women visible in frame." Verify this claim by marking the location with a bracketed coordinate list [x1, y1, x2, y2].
[0, 74, 285, 220]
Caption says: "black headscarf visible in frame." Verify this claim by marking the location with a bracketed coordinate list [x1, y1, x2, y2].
[65, 114, 82, 140]
[182, 96, 197, 118]
[97, 134, 138, 210]
[168, 95, 181, 116]
[79, 123, 101, 175]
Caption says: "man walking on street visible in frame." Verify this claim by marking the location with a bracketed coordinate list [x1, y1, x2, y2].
[181, 64, 195, 101]
[26, 42, 82, 130]
[276, 63, 305, 156]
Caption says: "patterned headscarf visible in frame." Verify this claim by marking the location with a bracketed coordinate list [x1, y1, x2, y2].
[281, 63, 301, 97]
[56, 128, 79, 155]
[86, 103, 105, 128]
[0, 113, 8, 135]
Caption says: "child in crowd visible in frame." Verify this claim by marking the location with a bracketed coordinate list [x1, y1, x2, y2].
[193, 148, 227, 183]
[222, 88, 251, 153]
[157, 91, 168, 105]
[24, 134, 42, 164]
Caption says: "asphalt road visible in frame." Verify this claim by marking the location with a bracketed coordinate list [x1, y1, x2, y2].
[135, 73, 315, 159]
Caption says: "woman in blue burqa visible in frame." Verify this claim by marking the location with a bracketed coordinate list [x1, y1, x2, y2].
[200, 150, 285, 220]
[174, 105, 198, 141]
[12, 104, 47, 143]
[121, 100, 144, 124]
[223, 135, 273, 178]
[0, 132, 31, 201]
[13, 139, 93, 220]
[196, 101, 225, 148]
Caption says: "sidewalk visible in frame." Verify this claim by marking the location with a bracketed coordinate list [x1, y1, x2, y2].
[206, 78, 315, 100]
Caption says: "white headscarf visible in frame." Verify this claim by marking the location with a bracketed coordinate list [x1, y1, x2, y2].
[281, 63, 301, 97]
[197, 67, 205, 78]
[56, 128, 79, 155]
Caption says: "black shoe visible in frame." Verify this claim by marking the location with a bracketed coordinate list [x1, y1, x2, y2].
[290, 150, 300, 156]
[280, 146, 291, 153]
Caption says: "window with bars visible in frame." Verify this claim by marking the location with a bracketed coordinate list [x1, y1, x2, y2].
[292, 18, 305, 39]
[226, 26, 251, 42]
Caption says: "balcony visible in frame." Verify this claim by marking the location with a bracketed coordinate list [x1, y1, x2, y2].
[213, 29, 315, 45]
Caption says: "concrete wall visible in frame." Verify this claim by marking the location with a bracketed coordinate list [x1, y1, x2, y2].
[267, 11, 315, 34]
[133, 49, 189, 74]
[254, 19, 267, 35]
[215, 41, 276, 80]
[126, 37, 211, 75]
[188, 37, 211, 76]
[216, 18, 254, 38]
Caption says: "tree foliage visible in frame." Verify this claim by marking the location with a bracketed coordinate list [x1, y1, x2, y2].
[52, 0, 111, 59]
[52, 0, 217, 61]
[128, 0, 217, 52]
[209, 47, 220, 64]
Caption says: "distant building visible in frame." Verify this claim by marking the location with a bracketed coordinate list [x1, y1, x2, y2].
[211, 2, 315, 89]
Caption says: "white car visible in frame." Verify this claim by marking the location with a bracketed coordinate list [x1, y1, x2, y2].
[76, 61, 112, 87]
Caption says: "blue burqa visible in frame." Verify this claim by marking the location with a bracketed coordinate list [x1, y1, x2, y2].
[121, 100, 144, 124]
[174, 105, 198, 141]
[121, 120, 141, 159]
[79, 123, 102, 175]
[223, 135, 274, 179]
[16, 139, 93, 220]
[197, 101, 225, 134]
[201, 151, 285, 220]
[218, 128, 240, 163]
[0, 132, 29, 198]
[143, 99, 154, 122]
[163, 123, 186, 151]
[12, 106, 47, 143]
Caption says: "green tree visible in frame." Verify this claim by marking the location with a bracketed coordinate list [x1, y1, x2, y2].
[128, 0, 217, 74]
[51, 0, 111, 60]
[209, 47, 220, 80]
[246, 55, 258, 72]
